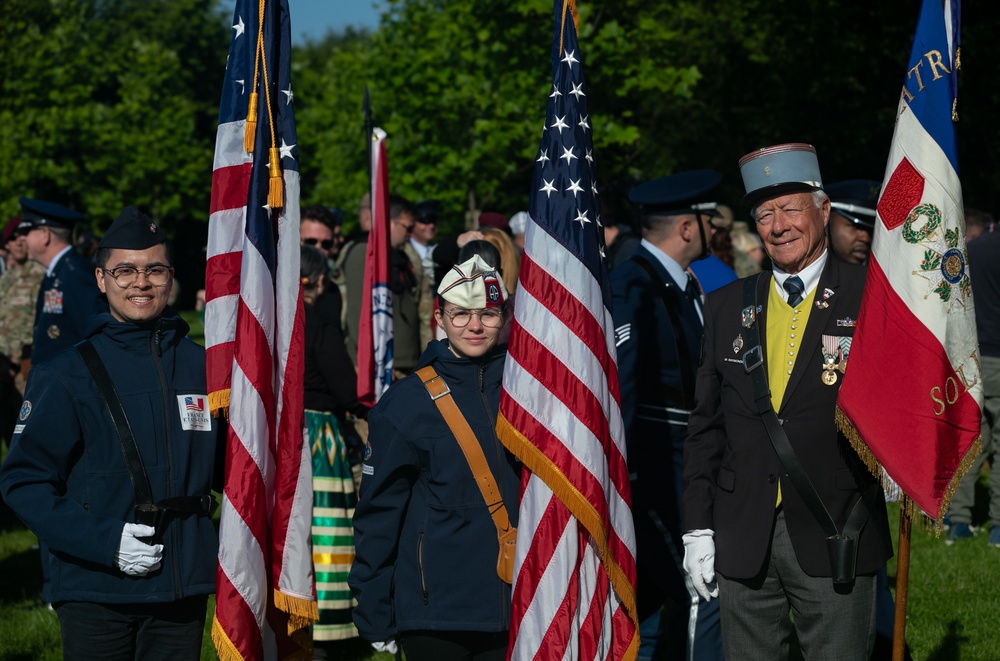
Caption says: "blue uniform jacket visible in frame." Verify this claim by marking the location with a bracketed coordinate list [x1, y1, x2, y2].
[0, 310, 221, 604]
[32, 248, 105, 365]
[611, 245, 705, 613]
[349, 340, 518, 641]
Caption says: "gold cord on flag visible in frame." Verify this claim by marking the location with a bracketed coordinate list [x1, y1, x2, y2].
[243, 0, 285, 208]
[244, 0, 266, 153]
[559, 0, 580, 56]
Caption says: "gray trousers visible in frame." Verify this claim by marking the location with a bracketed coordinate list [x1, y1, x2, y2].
[717, 511, 877, 660]
[949, 354, 1000, 527]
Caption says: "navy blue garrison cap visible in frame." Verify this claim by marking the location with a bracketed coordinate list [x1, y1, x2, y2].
[629, 169, 723, 217]
[18, 197, 84, 231]
[99, 207, 167, 251]
[826, 179, 880, 230]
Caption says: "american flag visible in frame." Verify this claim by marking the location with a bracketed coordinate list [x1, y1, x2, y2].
[496, 2, 639, 659]
[185, 396, 205, 412]
[836, 0, 981, 523]
[356, 128, 393, 405]
[205, 1, 316, 659]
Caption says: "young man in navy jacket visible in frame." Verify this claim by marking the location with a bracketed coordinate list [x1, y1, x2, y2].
[0, 207, 223, 660]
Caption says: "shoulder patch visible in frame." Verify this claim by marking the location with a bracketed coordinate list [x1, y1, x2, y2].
[19, 401, 31, 421]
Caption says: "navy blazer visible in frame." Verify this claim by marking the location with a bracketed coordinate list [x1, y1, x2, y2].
[683, 256, 892, 579]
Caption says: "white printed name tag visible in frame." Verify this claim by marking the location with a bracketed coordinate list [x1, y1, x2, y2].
[176, 394, 212, 432]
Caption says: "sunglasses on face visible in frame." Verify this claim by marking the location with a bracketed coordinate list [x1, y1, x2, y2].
[303, 237, 334, 250]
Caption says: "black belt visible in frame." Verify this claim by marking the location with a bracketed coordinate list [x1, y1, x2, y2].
[76, 341, 216, 533]
[739, 274, 875, 584]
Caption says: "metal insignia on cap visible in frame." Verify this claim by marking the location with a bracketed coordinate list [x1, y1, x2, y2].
[149, 223, 157, 233]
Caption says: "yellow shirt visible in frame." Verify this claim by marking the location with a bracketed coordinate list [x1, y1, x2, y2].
[766, 281, 816, 506]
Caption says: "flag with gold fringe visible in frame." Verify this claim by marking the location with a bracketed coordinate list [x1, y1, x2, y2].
[496, 1, 639, 659]
[206, 0, 317, 658]
[836, 0, 981, 525]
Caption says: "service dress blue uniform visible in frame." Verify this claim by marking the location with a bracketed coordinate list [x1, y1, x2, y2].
[32, 247, 104, 365]
[612, 241, 722, 661]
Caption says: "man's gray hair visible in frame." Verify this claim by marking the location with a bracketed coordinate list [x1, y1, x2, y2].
[750, 189, 829, 222]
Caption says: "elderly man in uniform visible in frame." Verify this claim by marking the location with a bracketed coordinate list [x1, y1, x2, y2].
[826, 180, 879, 266]
[0, 207, 222, 660]
[682, 144, 891, 660]
[611, 170, 724, 661]
[19, 198, 104, 366]
[0, 218, 46, 443]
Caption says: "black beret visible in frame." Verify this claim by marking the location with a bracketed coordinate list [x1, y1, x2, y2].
[18, 197, 84, 231]
[628, 169, 723, 217]
[99, 207, 167, 251]
[826, 179, 881, 230]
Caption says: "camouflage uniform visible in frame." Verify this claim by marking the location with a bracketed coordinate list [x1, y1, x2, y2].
[1, 259, 44, 442]
[0, 260, 45, 363]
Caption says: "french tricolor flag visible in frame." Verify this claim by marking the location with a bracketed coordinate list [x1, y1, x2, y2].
[837, 0, 981, 522]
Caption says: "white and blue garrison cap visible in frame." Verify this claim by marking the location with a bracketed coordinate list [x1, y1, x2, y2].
[738, 143, 824, 208]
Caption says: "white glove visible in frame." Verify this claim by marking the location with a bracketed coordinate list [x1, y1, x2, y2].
[682, 529, 719, 602]
[371, 640, 398, 654]
[116, 523, 163, 576]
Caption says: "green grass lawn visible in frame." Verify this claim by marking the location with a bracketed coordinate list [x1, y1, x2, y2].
[1, 466, 995, 659]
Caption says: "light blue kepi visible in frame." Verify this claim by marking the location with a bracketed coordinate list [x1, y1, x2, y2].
[738, 142, 824, 207]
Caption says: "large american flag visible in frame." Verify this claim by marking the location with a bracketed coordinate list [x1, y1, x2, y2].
[836, 0, 981, 523]
[356, 128, 393, 405]
[496, 2, 639, 659]
[205, 1, 316, 659]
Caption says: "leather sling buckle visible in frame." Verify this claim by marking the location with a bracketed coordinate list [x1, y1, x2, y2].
[417, 365, 516, 584]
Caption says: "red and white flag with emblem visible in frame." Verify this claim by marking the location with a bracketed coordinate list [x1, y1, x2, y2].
[836, 0, 981, 522]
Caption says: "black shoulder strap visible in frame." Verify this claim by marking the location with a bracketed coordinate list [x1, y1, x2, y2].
[75, 341, 217, 519]
[76, 340, 153, 508]
[630, 253, 696, 409]
[739, 275, 873, 541]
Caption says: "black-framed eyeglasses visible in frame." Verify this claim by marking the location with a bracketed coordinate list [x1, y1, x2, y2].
[303, 237, 334, 250]
[394, 220, 415, 234]
[103, 265, 173, 287]
[441, 307, 504, 328]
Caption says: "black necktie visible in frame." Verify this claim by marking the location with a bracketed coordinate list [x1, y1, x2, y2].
[685, 273, 699, 301]
[783, 275, 805, 307]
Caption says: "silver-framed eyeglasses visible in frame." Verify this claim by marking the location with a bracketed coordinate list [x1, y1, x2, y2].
[103, 265, 174, 287]
[441, 307, 504, 328]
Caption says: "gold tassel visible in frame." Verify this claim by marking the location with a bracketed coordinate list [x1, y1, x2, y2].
[268, 147, 283, 208]
[244, 93, 259, 153]
[208, 389, 231, 421]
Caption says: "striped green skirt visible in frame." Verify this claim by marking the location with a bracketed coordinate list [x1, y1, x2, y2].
[306, 409, 359, 641]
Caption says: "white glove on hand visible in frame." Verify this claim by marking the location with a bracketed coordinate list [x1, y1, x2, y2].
[371, 640, 398, 654]
[682, 529, 719, 602]
[116, 523, 163, 576]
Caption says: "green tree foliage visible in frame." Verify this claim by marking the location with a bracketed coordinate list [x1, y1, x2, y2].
[294, 0, 710, 234]
[296, 0, 998, 229]
[0, 0, 229, 230]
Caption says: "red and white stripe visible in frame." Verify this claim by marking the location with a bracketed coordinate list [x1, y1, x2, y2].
[499, 216, 638, 661]
[206, 86, 313, 661]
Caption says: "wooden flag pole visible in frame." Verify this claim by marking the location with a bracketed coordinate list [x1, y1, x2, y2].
[892, 509, 912, 661]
